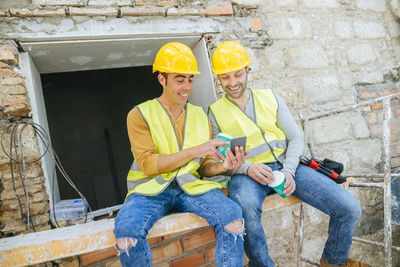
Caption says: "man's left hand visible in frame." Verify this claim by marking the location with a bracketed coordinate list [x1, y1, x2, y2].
[223, 146, 247, 170]
[282, 171, 296, 196]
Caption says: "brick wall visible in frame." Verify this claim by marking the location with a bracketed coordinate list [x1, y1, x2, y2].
[48, 226, 249, 267]
[0, 40, 50, 236]
[357, 71, 400, 168]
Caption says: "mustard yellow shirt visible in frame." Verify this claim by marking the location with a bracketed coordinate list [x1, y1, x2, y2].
[127, 103, 212, 176]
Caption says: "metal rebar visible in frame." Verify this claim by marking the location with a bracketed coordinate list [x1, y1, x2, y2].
[348, 182, 384, 188]
[297, 203, 304, 267]
[382, 98, 393, 267]
[308, 93, 400, 121]
[352, 237, 400, 252]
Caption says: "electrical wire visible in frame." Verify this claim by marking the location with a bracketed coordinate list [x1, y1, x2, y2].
[1, 120, 91, 231]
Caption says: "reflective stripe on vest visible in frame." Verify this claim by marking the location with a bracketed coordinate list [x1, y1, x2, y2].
[209, 89, 287, 164]
[126, 99, 220, 197]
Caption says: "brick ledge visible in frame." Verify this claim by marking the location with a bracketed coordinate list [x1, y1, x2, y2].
[0, 194, 300, 266]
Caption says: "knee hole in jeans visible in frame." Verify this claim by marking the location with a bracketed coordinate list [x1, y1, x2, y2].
[116, 238, 137, 250]
[225, 219, 244, 234]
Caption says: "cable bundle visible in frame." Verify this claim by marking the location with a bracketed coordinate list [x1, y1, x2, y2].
[1, 120, 90, 231]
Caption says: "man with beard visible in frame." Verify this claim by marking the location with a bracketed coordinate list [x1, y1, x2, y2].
[201, 41, 370, 267]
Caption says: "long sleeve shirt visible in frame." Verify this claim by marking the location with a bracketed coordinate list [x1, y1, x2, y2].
[127, 103, 211, 177]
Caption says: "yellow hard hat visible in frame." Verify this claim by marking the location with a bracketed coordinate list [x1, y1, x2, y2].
[153, 42, 200, 74]
[211, 41, 251, 74]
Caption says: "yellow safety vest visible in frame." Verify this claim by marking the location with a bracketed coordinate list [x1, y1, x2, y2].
[126, 99, 221, 197]
[209, 89, 287, 164]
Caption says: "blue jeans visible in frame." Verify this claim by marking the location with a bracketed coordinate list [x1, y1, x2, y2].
[228, 162, 361, 267]
[114, 181, 244, 267]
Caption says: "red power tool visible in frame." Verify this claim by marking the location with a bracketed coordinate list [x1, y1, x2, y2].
[300, 156, 346, 184]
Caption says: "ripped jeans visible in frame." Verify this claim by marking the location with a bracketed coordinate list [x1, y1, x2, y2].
[229, 162, 361, 267]
[114, 181, 244, 267]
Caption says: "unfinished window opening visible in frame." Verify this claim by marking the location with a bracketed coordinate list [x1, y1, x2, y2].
[41, 66, 161, 210]
[19, 36, 217, 218]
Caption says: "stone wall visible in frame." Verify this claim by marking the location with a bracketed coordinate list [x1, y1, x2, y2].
[0, 0, 399, 266]
[226, 0, 399, 266]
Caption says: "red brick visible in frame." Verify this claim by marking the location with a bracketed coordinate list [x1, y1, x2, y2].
[0, 69, 18, 78]
[205, 245, 215, 262]
[0, 204, 12, 212]
[152, 240, 182, 264]
[162, 229, 192, 240]
[181, 227, 216, 252]
[0, 49, 18, 65]
[369, 124, 382, 136]
[392, 133, 398, 143]
[391, 156, 400, 167]
[3, 104, 31, 117]
[171, 251, 204, 267]
[80, 247, 118, 266]
[251, 17, 262, 31]
[205, 2, 233, 17]
[3, 96, 28, 106]
[148, 236, 163, 246]
[371, 102, 383, 110]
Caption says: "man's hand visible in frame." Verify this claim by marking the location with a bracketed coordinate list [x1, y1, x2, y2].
[194, 138, 228, 161]
[282, 171, 296, 196]
[247, 162, 274, 185]
[223, 146, 247, 170]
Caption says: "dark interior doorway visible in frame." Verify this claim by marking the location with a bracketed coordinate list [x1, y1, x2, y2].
[41, 66, 162, 210]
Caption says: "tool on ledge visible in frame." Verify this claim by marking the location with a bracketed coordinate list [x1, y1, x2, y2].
[300, 156, 346, 184]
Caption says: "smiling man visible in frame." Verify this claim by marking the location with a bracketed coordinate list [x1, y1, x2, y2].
[113, 42, 246, 267]
[202, 41, 369, 267]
